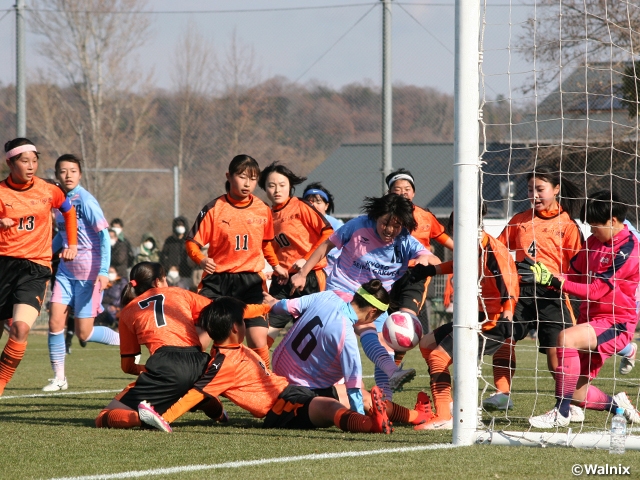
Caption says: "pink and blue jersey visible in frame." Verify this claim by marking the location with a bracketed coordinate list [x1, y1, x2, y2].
[54, 185, 110, 280]
[271, 290, 363, 390]
[326, 215, 428, 294]
[563, 225, 639, 330]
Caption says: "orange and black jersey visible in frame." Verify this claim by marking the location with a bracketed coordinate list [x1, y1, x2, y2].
[411, 205, 450, 249]
[0, 176, 77, 268]
[186, 194, 275, 274]
[118, 287, 210, 358]
[193, 343, 290, 418]
[498, 207, 583, 276]
[479, 232, 519, 322]
[271, 197, 333, 271]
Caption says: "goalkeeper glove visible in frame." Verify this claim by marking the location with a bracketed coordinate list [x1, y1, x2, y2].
[516, 257, 536, 283]
[530, 261, 564, 289]
[409, 264, 437, 282]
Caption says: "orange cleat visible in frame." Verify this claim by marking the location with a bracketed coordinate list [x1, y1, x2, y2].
[369, 386, 393, 434]
[413, 415, 453, 431]
[410, 391, 435, 425]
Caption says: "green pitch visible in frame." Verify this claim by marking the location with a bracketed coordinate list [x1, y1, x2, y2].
[0, 334, 638, 480]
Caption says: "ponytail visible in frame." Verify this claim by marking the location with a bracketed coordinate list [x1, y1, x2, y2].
[352, 279, 391, 316]
[528, 164, 584, 219]
[120, 262, 166, 306]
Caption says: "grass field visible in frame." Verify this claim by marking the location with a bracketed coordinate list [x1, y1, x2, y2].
[1, 333, 639, 480]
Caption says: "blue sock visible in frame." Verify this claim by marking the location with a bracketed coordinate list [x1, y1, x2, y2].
[360, 331, 397, 377]
[48, 330, 66, 380]
[556, 397, 572, 418]
[86, 326, 120, 346]
[618, 343, 633, 357]
[374, 365, 393, 401]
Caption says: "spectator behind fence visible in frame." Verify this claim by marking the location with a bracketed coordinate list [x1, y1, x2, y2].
[135, 232, 160, 264]
[167, 265, 192, 290]
[110, 218, 134, 268]
[94, 266, 128, 328]
[161, 216, 193, 279]
[109, 228, 130, 278]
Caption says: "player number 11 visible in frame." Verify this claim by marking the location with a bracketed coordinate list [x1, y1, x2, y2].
[235, 234, 248, 251]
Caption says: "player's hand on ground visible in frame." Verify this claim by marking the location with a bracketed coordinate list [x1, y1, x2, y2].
[200, 258, 216, 274]
[290, 258, 306, 273]
[263, 292, 278, 308]
[289, 272, 306, 295]
[0, 218, 15, 229]
[273, 264, 289, 284]
[96, 275, 109, 292]
[61, 245, 78, 261]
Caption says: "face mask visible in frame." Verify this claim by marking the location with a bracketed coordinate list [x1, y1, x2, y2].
[144, 241, 154, 250]
[175, 225, 186, 235]
[108, 272, 117, 282]
[112, 227, 122, 235]
[109, 238, 117, 246]
[167, 270, 180, 280]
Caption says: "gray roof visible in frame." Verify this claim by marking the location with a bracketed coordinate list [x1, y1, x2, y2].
[303, 143, 455, 218]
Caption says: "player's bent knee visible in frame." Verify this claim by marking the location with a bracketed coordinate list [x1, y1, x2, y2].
[308, 397, 343, 428]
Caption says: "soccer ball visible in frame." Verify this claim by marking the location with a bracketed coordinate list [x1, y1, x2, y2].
[382, 311, 423, 352]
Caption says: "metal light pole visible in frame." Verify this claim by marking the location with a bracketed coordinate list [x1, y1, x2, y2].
[16, 0, 26, 137]
[381, 0, 392, 194]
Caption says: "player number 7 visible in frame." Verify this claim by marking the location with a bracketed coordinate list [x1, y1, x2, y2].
[138, 294, 167, 327]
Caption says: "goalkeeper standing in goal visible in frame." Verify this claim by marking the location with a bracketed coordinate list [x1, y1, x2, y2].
[484, 165, 583, 412]
[528, 191, 640, 428]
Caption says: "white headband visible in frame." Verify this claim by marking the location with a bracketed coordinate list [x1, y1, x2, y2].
[5, 144, 38, 160]
[387, 173, 415, 189]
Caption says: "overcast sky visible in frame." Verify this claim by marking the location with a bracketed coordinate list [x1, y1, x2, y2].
[0, 1, 533, 99]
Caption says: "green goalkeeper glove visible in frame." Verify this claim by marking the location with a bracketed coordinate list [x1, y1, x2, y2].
[530, 262, 564, 289]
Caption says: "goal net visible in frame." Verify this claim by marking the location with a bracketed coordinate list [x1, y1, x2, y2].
[469, 0, 640, 449]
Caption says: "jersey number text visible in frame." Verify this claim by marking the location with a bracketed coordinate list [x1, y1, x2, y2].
[235, 234, 248, 251]
[138, 294, 167, 328]
[17, 216, 35, 231]
[291, 316, 323, 361]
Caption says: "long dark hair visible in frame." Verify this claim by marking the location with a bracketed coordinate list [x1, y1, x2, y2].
[361, 194, 417, 231]
[120, 262, 166, 306]
[527, 164, 583, 219]
[225, 154, 260, 193]
[258, 162, 307, 197]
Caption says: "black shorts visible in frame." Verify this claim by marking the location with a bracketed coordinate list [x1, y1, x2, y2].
[433, 313, 512, 359]
[311, 385, 340, 401]
[117, 346, 209, 415]
[263, 385, 317, 430]
[268, 270, 324, 329]
[199, 272, 267, 328]
[513, 284, 575, 352]
[0, 256, 50, 320]
[388, 269, 429, 315]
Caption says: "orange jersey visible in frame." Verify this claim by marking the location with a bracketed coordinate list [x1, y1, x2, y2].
[497, 208, 583, 275]
[479, 232, 519, 322]
[118, 287, 210, 357]
[187, 194, 274, 274]
[412, 206, 450, 249]
[194, 343, 290, 418]
[272, 197, 333, 271]
[0, 176, 72, 267]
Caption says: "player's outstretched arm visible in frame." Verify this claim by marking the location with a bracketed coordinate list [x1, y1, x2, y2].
[162, 388, 207, 424]
[290, 238, 335, 294]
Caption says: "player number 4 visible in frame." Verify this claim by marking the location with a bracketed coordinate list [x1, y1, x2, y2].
[138, 294, 166, 328]
[527, 241, 536, 257]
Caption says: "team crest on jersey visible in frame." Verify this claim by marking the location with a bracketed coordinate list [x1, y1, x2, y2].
[600, 256, 611, 265]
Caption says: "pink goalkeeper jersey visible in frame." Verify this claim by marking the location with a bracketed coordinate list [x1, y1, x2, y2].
[562, 225, 639, 328]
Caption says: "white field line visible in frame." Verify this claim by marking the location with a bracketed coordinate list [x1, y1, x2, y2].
[0, 389, 120, 400]
[49, 443, 457, 480]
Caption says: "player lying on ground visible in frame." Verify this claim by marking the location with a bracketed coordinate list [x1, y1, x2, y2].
[45, 154, 117, 392]
[95, 262, 269, 429]
[258, 162, 333, 346]
[0, 138, 78, 396]
[527, 191, 640, 428]
[290, 194, 440, 399]
[414, 209, 519, 430]
[138, 297, 392, 434]
[268, 279, 433, 425]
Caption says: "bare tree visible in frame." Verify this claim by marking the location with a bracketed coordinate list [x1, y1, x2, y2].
[29, 0, 155, 202]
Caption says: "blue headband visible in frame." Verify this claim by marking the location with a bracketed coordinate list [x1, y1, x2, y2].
[303, 188, 329, 203]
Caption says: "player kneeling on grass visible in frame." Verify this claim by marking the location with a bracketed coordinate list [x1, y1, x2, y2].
[414, 209, 519, 430]
[527, 191, 640, 428]
[138, 297, 392, 434]
[268, 279, 433, 426]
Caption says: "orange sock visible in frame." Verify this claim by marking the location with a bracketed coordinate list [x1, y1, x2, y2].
[252, 346, 270, 370]
[95, 409, 141, 428]
[333, 407, 373, 433]
[421, 347, 452, 420]
[266, 336, 275, 349]
[492, 340, 515, 394]
[394, 351, 405, 366]
[0, 338, 27, 395]
[386, 400, 413, 423]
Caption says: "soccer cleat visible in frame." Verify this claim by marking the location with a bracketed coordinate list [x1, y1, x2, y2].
[79, 339, 87, 348]
[482, 392, 514, 411]
[619, 342, 637, 375]
[529, 408, 570, 428]
[388, 362, 416, 392]
[42, 378, 68, 392]
[569, 404, 585, 423]
[411, 391, 435, 425]
[138, 401, 172, 433]
[413, 415, 453, 431]
[369, 386, 392, 434]
[612, 392, 640, 424]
